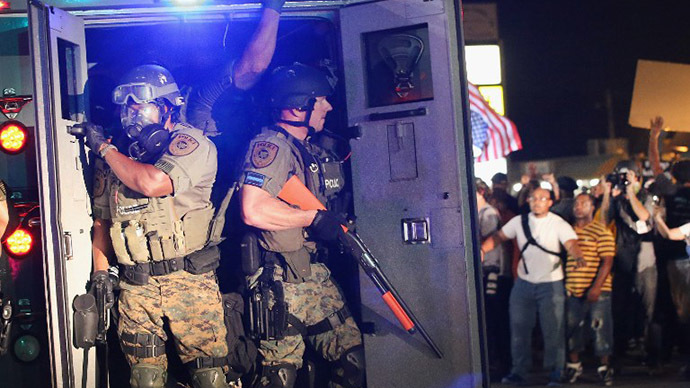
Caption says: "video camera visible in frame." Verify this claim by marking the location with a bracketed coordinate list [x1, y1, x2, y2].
[606, 171, 629, 190]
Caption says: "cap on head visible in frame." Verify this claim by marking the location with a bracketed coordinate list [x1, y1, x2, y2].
[112, 64, 183, 107]
[491, 172, 508, 185]
[671, 159, 690, 184]
[267, 63, 334, 110]
[614, 160, 640, 176]
[556, 176, 577, 193]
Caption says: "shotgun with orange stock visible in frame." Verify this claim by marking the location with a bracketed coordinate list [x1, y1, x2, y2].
[278, 176, 443, 359]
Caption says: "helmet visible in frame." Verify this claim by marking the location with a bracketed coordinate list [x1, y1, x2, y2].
[267, 64, 333, 110]
[112, 64, 183, 107]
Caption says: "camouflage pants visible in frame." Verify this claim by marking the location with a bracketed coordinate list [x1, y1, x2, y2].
[118, 270, 228, 369]
[257, 263, 362, 368]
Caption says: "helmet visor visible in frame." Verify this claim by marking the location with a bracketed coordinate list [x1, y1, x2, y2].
[113, 83, 156, 105]
[120, 102, 160, 132]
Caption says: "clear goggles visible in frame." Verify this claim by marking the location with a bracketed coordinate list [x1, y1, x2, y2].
[112, 82, 178, 105]
[120, 102, 160, 135]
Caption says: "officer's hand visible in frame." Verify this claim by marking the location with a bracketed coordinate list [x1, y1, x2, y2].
[81, 123, 108, 154]
[308, 210, 346, 243]
[90, 270, 115, 309]
[262, 0, 285, 13]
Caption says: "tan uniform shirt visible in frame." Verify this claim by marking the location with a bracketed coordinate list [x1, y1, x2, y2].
[240, 127, 325, 281]
[92, 123, 217, 260]
[0, 180, 6, 202]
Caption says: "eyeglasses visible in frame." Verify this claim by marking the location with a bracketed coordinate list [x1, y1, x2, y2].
[528, 197, 550, 203]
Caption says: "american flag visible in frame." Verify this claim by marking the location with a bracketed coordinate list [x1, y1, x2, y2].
[468, 83, 522, 162]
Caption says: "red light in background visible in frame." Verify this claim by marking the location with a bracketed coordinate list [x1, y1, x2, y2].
[0, 1, 10, 11]
[0, 120, 27, 154]
[5, 228, 33, 257]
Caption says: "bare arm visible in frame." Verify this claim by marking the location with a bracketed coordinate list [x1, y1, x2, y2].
[587, 254, 613, 302]
[654, 213, 686, 240]
[649, 116, 664, 177]
[564, 238, 586, 268]
[92, 218, 113, 272]
[233, 8, 281, 90]
[240, 185, 317, 231]
[102, 148, 173, 197]
[480, 229, 509, 256]
[598, 182, 612, 225]
[625, 172, 650, 222]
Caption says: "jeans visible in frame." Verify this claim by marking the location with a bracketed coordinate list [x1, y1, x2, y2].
[509, 278, 566, 377]
[612, 265, 658, 360]
[667, 259, 690, 323]
[566, 293, 613, 357]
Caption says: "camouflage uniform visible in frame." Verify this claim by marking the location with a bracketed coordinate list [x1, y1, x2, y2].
[93, 123, 228, 369]
[240, 126, 362, 369]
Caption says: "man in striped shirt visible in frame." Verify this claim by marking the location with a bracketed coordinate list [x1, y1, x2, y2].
[564, 193, 615, 386]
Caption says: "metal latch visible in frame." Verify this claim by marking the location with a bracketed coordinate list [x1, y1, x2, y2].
[401, 218, 430, 244]
[63, 232, 73, 260]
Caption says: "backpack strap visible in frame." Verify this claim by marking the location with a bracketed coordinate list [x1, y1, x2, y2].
[519, 213, 565, 275]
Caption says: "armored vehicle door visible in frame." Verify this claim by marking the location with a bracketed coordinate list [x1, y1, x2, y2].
[339, 0, 486, 387]
[28, 3, 95, 387]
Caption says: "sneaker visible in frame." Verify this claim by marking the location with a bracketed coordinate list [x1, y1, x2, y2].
[547, 370, 563, 387]
[564, 362, 583, 383]
[501, 373, 527, 386]
[597, 365, 613, 386]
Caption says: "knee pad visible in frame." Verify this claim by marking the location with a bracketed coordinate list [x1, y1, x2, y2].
[191, 367, 230, 388]
[254, 364, 297, 388]
[130, 363, 166, 388]
[332, 346, 365, 388]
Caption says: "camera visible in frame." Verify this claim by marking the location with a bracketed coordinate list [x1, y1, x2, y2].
[606, 172, 629, 190]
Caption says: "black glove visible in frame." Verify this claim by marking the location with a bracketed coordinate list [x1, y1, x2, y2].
[262, 0, 285, 13]
[308, 210, 346, 243]
[80, 122, 108, 154]
[89, 270, 115, 310]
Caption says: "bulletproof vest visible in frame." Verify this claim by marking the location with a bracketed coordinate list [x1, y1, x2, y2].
[664, 186, 690, 260]
[106, 166, 213, 267]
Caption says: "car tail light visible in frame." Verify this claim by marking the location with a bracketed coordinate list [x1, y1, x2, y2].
[5, 228, 33, 257]
[0, 120, 28, 154]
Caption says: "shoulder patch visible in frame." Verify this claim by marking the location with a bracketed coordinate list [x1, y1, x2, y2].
[244, 171, 267, 188]
[251, 141, 279, 169]
[169, 133, 200, 156]
[93, 169, 107, 197]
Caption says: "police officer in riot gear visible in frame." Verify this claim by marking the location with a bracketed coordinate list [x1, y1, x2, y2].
[239, 64, 364, 388]
[85, 64, 234, 388]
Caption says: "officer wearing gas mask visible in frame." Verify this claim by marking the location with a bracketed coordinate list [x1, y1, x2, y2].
[239, 64, 364, 388]
[83, 64, 232, 388]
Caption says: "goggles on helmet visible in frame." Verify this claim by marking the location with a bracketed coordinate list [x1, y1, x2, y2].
[112, 82, 179, 105]
[120, 102, 161, 132]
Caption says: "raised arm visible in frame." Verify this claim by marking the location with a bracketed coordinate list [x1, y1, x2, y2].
[649, 116, 664, 177]
[233, 3, 283, 90]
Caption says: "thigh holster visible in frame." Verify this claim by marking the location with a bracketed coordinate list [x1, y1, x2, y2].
[120, 332, 166, 359]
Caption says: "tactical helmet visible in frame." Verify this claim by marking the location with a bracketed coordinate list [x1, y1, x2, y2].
[267, 64, 333, 110]
[112, 64, 183, 107]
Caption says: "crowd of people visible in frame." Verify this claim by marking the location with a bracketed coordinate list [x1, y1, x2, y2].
[477, 117, 690, 386]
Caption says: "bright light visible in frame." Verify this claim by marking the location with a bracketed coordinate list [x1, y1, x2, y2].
[477, 85, 505, 115]
[590, 178, 600, 187]
[576, 180, 583, 187]
[6, 228, 33, 256]
[540, 181, 553, 190]
[674, 146, 689, 153]
[0, 1, 10, 11]
[512, 183, 523, 193]
[0, 121, 27, 154]
[465, 45, 502, 85]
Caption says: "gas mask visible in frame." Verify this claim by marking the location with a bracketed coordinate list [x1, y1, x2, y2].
[120, 102, 170, 163]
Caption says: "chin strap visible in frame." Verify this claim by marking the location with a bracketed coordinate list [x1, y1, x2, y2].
[277, 97, 317, 136]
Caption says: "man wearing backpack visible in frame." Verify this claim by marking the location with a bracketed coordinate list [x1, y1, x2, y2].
[482, 187, 586, 386]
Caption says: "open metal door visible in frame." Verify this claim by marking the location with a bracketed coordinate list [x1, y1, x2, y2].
[339, 0, 486, 387]
[28, 2, 95, 387]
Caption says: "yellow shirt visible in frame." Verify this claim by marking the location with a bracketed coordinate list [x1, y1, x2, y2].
[566, 220, 616, 297]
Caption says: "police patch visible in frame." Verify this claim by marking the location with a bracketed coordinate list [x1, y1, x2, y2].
[168, 133, 199, 156]
[251, 141, 279, 169]
[93, 169, 107, 197]
[244, 171, 266, 188]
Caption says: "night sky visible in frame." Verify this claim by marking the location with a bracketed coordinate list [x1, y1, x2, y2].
[484, 1, 690, 161]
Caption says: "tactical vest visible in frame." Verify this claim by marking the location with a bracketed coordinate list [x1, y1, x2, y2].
[107, 160, 214, 267]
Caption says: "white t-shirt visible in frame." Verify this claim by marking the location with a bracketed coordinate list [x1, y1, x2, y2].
[501, 212, 578, 283]
[679, 222, 690, 238]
